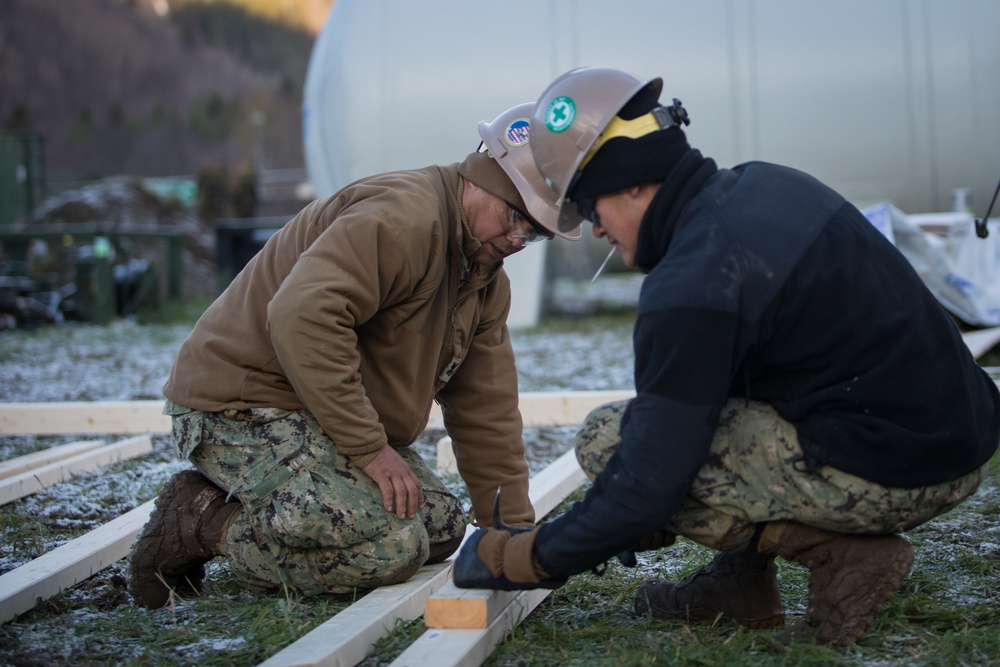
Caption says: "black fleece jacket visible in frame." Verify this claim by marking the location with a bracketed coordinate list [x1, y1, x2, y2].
[533, 149, 1000, 577]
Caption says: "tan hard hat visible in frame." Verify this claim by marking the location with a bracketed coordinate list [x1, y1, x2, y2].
[531, 67, 663, 235]
[477, 103, 580, 241]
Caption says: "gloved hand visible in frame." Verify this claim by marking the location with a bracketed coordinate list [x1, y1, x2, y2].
[453, 526, 567, 591]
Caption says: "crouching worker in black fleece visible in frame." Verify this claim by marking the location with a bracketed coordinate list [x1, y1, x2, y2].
[455, 67, 999, 649]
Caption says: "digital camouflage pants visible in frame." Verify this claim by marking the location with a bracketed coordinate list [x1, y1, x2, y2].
[576, 399, 988, 552]
[165, 400, 466, 594]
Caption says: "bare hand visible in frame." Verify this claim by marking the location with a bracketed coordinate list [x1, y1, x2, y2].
[361, 446, 424, 519]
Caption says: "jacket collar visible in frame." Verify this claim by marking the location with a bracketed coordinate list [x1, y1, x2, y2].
[634, 149, 717, 273]
[454, 173, 501, 289]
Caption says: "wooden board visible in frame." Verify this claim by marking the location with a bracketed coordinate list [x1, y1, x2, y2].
[436, 436, 456, 476]
[0, 435, 152, 505]
[0, 400, 170, 435]
[427, 390, 634, 434]
[389, 588, 553, 667]
[0, 440, 105, 480]
[516, 390, 634, 427]
[435, 391, 632, 475]
[256, 562, 456, 667]
[424, 585, 520, 630]
[422, 448, 585, 631]
[0, 391, 633, 438]
[524, 447, 588, 520]
[257, 447, 587, 667]
[0, 498, 155, 624]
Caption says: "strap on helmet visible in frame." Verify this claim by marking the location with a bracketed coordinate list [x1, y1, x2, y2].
[579, 99, 689, 170]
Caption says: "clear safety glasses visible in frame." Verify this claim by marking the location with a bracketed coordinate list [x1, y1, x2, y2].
[506, 203, 554, 245]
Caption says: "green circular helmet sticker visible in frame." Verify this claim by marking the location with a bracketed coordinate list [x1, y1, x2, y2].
[545, 96, 576, 133]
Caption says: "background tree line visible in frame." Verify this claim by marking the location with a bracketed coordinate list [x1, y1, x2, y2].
[0, 0, 334, 185]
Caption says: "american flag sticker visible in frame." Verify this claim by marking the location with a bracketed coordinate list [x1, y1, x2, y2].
[505, 118, 531, 147]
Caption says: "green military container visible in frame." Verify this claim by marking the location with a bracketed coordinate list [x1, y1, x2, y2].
[0, 131, 46, 227]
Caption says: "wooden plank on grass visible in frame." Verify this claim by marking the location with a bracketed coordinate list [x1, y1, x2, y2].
[257, 447, 586, 667]
[0, 391, 633, 438]
[516, 389, 634, 427]
[436, 391, 632, 476]
[436, 436, 456, 476]
[0, 400, 170, 435]
[389, 588, 553, 667]
[421, 448, 585, 631]
[0, 440, 106, 480]
[0, 435, 153, 505]
[524, 447, 588, 520]
[424, 390, 634, 433]
[0, 498, 155, 624]
[256, 561, 456, 667]
[424, 586, 520, 630]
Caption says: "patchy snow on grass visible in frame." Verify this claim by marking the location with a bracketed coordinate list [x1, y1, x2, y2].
[3, 271, 996, 665]
[0, 319, 194, 403]
[0, 275, 638, 572]
[0, 282, 637, 664]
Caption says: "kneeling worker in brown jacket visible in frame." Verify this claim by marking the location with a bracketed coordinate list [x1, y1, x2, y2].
[128, 103, 578, 608]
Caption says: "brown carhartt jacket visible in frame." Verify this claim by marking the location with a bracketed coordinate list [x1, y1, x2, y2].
[163, 163, 533, 525]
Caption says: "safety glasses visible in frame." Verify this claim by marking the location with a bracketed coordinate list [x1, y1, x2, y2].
[506, 203, 553, 244]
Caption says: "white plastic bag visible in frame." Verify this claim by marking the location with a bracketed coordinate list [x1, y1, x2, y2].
[862, 202, 1000, 326]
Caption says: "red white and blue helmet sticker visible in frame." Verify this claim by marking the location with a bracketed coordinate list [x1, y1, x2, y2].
[504, 118, 531, 147]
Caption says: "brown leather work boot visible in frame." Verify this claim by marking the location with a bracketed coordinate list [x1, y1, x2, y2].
[634, 547, 785, 629]
[127, 470, 242, 608]
[758, 521, 914, 647]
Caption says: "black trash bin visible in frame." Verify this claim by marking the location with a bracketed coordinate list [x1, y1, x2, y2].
[214, 217, 290, 293]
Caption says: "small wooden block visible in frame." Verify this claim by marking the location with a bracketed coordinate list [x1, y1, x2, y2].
[423, 582, 519, 629]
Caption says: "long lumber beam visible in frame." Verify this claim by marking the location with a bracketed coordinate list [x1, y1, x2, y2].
[422, 448, 584, 630]
[0, 440, 106, 480]
[255, 561, 455, 667]
[0, 391, 635, 437]
[0, 435, 153, 506]
[390, 588, 553, 667]
[0, 400, 171, 435]
[436, 389, 634, 475]
[0, 498, 155, 624]
[256, 448, 586, 667]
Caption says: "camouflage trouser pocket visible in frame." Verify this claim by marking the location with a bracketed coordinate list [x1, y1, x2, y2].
[188, 407, 393, 550]
[255, 460, 393, 549]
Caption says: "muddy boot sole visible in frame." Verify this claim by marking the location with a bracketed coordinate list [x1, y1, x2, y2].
[127, 471, 224, 608]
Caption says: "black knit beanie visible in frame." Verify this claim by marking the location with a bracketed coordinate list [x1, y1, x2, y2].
[568, 125, 691, 202]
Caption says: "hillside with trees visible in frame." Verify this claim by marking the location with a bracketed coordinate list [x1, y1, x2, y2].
[0, 0, 334, 183]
